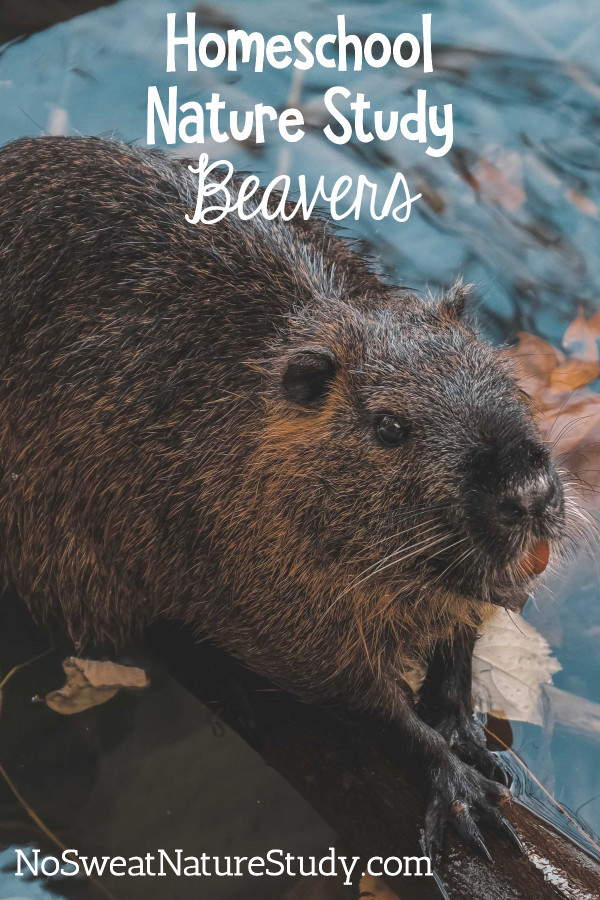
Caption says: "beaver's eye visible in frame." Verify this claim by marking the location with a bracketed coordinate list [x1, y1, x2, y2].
[374, 414, 409, 447]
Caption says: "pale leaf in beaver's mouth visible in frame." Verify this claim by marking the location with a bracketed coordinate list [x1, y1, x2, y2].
[358, 874, 400, 899]
[43, 657, 150, 715]
[505, 310, 600, 507]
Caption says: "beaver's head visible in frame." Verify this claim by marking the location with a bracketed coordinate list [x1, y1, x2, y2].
[262, 284, 572, 618]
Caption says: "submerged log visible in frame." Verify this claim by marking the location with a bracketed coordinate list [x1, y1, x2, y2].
[146, 621, 600, 900]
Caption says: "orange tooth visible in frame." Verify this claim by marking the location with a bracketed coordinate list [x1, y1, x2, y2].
[521, 540, 550, 577]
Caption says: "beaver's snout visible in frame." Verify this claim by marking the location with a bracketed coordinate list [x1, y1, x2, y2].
[494, 468, 561, 581]
[494, 474, 562, 529]
[462, 433, 565, 605]
[469, 434, 563, 527]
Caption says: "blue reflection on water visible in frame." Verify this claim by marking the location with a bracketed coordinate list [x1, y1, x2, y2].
[0, 846, 68, 899]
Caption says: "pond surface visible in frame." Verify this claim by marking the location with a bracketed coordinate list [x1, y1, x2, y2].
[1, 0, 600, 897]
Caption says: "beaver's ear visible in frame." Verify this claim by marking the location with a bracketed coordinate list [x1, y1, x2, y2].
[440, 281, 472, 320]
[282, 347, 337, 404]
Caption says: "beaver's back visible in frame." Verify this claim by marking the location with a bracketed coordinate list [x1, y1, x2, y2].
[0, 137, 297, 377]
[0, 136, 383, 645]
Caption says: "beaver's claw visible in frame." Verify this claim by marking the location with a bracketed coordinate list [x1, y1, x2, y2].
[424, 758, 524, 864]
[433, 712, 511, 787]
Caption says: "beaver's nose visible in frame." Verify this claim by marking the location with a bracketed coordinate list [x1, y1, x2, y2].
[495, 477, 560, 526]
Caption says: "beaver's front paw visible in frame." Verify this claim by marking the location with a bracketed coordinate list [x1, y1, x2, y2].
[424, 756, 523, 863]
[433, 712, 510, 787]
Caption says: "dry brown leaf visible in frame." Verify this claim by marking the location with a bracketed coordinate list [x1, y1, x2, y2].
[550, 359, 600, 392]
[358, 874, 401, 899]
[473, 154, 525, 210]
[507, 332, 564, 388]
[44, 657, 150, 715]
[565, 188, 598, 218]
[75, 659, 150, 689]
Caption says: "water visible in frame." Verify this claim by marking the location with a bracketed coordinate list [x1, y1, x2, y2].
[1, 0, 600, 897]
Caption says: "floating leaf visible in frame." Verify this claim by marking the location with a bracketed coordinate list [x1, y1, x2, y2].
[565, 189, 598, 218]
[473, 153, 525, 210]
[506, 332, 564, 387]
[550, 359, 600, 392]
[44, 657, 150, 715]
[473, 611, 561, 726]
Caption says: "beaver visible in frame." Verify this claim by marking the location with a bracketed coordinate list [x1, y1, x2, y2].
[0, 135, 572, 860]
